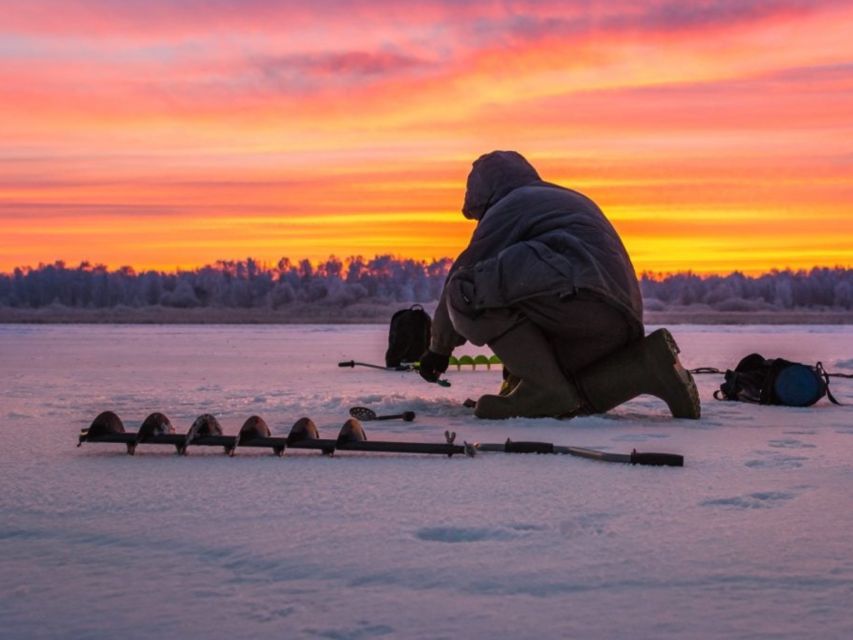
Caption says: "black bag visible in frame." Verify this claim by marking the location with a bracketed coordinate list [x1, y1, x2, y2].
[385, 304, 432, 368]
[715, 353, 839, 406]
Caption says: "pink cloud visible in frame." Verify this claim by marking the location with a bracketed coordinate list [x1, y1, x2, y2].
[1, 1, 839, 43]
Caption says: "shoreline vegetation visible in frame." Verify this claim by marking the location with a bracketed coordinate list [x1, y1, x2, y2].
[1, 303, 850, 325]
[2, 258, 851, 324]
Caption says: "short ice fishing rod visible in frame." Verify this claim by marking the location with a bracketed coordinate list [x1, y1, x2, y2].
[337, 360, 451, 387]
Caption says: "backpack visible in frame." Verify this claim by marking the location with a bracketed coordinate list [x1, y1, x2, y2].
[714, 353, 840, 407]
[385, 304, 432, 368]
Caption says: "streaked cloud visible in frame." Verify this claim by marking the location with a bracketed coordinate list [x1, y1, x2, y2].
[0, 0, 851, 273]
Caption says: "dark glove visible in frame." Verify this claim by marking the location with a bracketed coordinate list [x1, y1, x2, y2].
[418, 350, 450, 383]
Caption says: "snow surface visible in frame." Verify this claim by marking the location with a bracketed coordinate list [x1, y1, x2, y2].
[1, 323, 852, 640]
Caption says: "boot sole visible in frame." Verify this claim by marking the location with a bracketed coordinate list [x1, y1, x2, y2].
[658, 329, 702, 419]
[475, 384, 582, 419]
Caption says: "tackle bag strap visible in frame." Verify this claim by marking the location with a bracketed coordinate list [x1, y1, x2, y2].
[816, 362, 843, 405]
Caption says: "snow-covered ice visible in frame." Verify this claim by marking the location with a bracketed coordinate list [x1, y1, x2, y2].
[1, 323, 852, 639]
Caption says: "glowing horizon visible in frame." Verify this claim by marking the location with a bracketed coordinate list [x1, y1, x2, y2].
[1, 1, 852, 276]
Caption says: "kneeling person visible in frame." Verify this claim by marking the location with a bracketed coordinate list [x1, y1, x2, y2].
[418, 150, 700, 420]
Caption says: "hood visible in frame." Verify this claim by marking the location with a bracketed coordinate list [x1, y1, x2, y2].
[461, 150, 541, 220]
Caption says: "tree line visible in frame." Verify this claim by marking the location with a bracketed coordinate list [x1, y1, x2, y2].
[0, 257, 453, 310]
[0, 258, 851, 310]
[640, 267, 852, 311]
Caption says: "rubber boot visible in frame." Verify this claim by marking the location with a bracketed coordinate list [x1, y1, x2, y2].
[576, 328, 701, 419]
[475, 322, 583, 419]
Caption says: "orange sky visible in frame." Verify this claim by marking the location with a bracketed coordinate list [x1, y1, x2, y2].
[1, 0, 851, 274]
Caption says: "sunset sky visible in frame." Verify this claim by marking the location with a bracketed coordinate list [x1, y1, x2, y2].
[1, 0, 851, 275]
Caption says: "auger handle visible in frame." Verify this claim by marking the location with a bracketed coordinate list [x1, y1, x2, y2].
[630, 451, 684, 467]
[504, 440, 555, 454]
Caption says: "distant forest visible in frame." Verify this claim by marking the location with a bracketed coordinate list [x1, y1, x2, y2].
[1, 258, 851, 311]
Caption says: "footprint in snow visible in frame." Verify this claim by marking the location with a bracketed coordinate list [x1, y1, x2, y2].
[559, 512, 615, 537]
[611, 433, 670, 442]
[768, 438, 816, 449]
[305, 622, 394, 639]
[745, 456, 809, 469]
[745, 450, 809, 469]
[414, 524, 543, 543]
[700, 491, 796, 509]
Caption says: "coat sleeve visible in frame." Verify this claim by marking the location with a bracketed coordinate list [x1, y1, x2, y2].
[429, 282, 467, 355]
[427, 236, 483, 355]
[470, 239, 576, 308]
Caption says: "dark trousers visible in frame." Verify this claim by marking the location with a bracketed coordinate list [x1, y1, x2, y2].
[517, 295, 634, 374]
[450, 293, 636, 376]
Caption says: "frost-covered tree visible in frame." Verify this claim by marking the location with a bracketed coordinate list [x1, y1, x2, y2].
[160, 279, 199, 308]
[2, 260, 851, 311]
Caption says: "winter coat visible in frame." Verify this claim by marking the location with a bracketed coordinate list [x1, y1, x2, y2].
[430, 151, 644, 354]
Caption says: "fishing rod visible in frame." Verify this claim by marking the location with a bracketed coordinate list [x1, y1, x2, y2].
[337, 360, 451, 387]
[338, 360, 413, 372]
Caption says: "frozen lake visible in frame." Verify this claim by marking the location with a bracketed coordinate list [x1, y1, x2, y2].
[2, 323, 852, 639]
